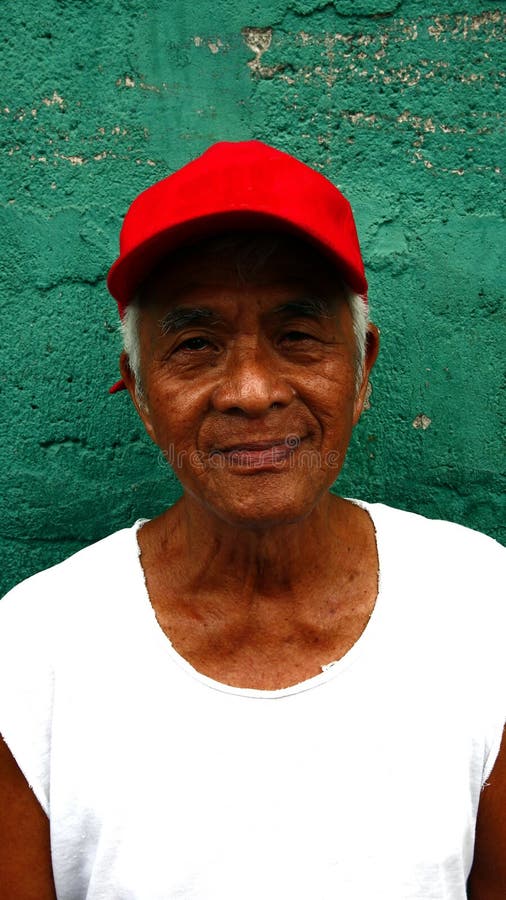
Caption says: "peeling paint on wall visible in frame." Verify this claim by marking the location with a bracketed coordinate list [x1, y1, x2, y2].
[412, 414, 432, 430]
[241, 27, 283, 77]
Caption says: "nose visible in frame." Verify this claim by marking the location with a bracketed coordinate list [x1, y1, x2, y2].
[211, 340, 294, 416]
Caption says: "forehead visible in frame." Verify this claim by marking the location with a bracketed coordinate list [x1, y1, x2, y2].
[138, 232, 347, 311]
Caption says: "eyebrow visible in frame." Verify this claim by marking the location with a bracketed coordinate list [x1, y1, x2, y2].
[159, 296, 335, 335]
[159, 306, 223, 334]
[271, 297, 335, 319]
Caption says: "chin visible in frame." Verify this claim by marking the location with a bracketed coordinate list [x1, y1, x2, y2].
[216, 508, 310, 531]
[198, 480, 326, 531]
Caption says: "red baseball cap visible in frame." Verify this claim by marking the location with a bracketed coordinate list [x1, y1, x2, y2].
[107, 140, 368, 392]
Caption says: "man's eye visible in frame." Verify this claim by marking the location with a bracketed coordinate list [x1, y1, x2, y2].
[176, 337, 211, 352]
[281, 331, 315, 343]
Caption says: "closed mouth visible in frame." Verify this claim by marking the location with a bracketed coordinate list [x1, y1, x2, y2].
[215, 439, 291, 453]
[209, 437, 302, 470]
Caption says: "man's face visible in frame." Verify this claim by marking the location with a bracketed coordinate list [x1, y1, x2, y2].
[122, 235, 378, 528]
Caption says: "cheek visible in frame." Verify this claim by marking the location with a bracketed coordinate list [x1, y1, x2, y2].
[299, 364, 357, 428]
[143, 378, 209, 451]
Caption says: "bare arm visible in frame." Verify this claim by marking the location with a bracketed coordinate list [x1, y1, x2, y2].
[0, 735, 57, 900]
[467, 727, 506, 899]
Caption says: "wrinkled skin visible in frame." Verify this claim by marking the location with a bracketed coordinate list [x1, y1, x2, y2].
[122, 237, 378, 530]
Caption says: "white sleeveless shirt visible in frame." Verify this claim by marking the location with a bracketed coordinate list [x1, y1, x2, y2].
[0, 502, 504, 899]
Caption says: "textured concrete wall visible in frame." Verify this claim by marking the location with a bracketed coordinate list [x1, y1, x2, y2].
[1, 1, 504, 594]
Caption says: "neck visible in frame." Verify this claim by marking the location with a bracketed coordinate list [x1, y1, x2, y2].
[138, 493, 378, 689]
[148, 492, 363, 602]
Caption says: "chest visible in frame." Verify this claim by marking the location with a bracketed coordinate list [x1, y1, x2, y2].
[150, 578, 378, 690]
[50, 654, 481, 900]
[144, 541, 379, 691]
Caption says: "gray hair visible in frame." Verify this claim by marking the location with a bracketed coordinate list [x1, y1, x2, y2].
[121, 302, 144, 401]
[121, 287, 368, 405]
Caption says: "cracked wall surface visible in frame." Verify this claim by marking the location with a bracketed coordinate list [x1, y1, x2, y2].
[1, 0, 504, 593]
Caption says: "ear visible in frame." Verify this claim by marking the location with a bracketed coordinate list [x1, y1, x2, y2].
[353, 323, 380, 425]
[119, 351, 157, 443]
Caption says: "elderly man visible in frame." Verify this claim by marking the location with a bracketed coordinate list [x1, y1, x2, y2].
[0, 141, 504, 899]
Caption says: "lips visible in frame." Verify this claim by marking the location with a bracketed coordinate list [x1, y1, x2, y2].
[210, 437, 301, 470]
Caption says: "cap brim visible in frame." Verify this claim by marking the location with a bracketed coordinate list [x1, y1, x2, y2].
[107, 209, 368, 318]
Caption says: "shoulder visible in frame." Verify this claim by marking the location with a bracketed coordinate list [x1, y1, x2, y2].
[363, 500, 503, 550]
[361, 500, 504, 580]
[355, 499, 505, 656]
[0, 523, 147, 814]
[0, 523, 144, 637]
[360, 502, 505, 772]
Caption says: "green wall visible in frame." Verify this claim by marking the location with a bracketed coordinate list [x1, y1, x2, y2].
[1, 1, 504, 595]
